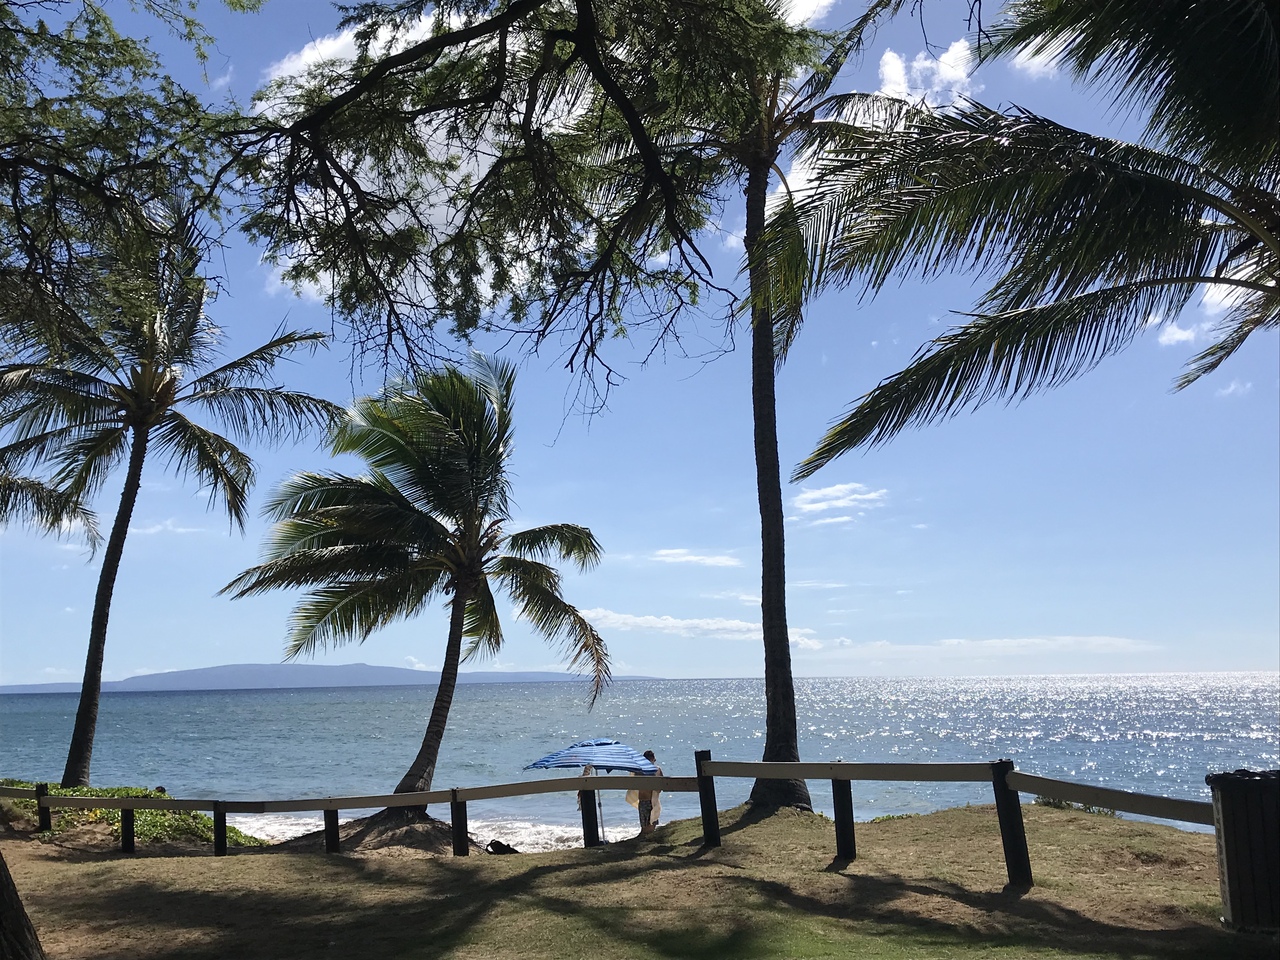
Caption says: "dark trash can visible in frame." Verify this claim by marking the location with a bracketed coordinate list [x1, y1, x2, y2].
[1205, 769, 1279, 932]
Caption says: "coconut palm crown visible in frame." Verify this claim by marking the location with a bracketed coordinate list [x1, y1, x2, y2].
[0, 196, 341, 786]
[784, 0, 1278, 477]
[223, 355, 610, 795]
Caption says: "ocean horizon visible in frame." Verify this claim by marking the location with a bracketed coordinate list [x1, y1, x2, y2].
[3, 672, 1276, 851]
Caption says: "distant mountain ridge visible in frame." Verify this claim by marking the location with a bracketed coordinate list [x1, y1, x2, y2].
[0, 662, 656, 694]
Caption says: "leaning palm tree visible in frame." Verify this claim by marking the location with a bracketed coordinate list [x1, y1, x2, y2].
[223, 355, 610, 795]
[0, 195, 341, 786]
[784, 0, 1278, 476]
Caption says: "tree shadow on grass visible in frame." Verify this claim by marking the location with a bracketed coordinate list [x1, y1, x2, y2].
[19, 826, 1278, 960]
[716, 868, 1276, 960]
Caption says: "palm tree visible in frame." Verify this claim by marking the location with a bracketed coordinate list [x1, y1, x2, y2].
[0, 196, 341, 787]
[786, 0, 1278, 476]
[222, 355, 610, 795]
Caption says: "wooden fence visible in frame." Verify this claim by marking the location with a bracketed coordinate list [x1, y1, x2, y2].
[692, 751, 1214, 890]
[1, 755, 1215, 889]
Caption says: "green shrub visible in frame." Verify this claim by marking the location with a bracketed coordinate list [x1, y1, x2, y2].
[0, 779, 265, 846]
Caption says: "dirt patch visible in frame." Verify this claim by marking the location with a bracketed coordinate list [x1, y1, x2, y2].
[272, 807, 481, 858]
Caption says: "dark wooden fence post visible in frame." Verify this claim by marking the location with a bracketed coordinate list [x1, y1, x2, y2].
[35, 783, 51, 832]
[579, 789, 601, 847]
[121, 807, 136, 854]
[832, 779, 856, 860]
[450, 789, 469, 856]
[213, 801, 228, 856]
[990, 759, 1033, 889]
[324, 808, 340, 854]
[695, 749, 721, 848]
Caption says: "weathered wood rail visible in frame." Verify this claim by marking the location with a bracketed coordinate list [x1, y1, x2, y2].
[3, 757, 1215, 888]
[691, 752, 1214, 890]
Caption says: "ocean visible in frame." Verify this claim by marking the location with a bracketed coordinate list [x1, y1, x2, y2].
[2, 673, 1276, 851]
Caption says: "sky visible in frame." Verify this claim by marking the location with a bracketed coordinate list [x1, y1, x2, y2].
[0, 0, 1276, 688]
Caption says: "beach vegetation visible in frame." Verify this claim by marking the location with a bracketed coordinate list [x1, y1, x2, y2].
[223, 355, 610, 795]
[0, 780, 264, 847]
[783, 0, 1278, 476]
[0, 194, 342, 789]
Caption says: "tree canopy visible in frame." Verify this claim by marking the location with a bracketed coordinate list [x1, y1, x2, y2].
[782, 0, 1278, 476]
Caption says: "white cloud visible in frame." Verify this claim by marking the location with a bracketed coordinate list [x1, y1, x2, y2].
[651, 548, 741, 568]
[1011, 47, 1061, 80]
[912, 523, 929, 530]
[704, 589, 761, 606]
[793, 482, 888, 513]
[790, 580, 845, 589]
[810, 515, 853, 526]
[582, 609, 762, 641]
[783, 0, 838, 25]
[878, 49, 909, 98]
[129, 519, 204, 535]
[1156, 321, 1199, 346]
[878, 40, 981, 105]
[1200, 279, 1250, 316]
[210, 66, 235, 91]
[404, 656, 435, 671]
[582, 608, 825, 651]
[1216, 379, 1253, 398]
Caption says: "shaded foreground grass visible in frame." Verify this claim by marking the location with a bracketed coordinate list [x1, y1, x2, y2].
[4, 803, 1276, 959]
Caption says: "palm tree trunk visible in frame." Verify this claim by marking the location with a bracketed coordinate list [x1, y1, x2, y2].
[0, 849, 47, 960]
[394, 582, 470, 794]
[60, 426, 149, 788]
[743, 157, 812, 812]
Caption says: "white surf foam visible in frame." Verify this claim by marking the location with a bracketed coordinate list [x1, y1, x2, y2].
[228, 811, 621, 852]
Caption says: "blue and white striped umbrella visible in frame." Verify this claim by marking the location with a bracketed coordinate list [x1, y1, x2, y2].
[525, 738, 657, 774]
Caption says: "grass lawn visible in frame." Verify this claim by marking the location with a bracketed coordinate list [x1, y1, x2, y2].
[4, 802, 1276, 959]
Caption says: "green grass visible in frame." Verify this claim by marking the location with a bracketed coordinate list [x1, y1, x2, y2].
[0, 779, 265, 847]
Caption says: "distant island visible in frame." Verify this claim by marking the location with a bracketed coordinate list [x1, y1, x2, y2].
[0, 662, 658, 695]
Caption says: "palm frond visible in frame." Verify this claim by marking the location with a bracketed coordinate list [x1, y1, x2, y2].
[505, 523, 602, 570]
[461, 578, 504, 662]
[793, 277, 1216, 477]
[1177, 288, 1280, 387]
[0, 474, 100, 547]
[283, 573, 437, 659]
[985, 0, 1278, 173]
[149, 414, 253, 529]
[185, 328, 332, 391]
[492, 554, 610, 705]
[797, 105, 1244, 300]
[47, 427, 131, 499]
[181, 383, 343, 447]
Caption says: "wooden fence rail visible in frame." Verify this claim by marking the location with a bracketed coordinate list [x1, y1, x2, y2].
[1005, 771, 1214, 826]
[16, 775, 697, 856]
[8, 758, 1216, 885]
[692, 753, 1218, 891]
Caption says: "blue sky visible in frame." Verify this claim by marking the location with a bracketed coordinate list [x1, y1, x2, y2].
[1, 0, 1276, 687]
